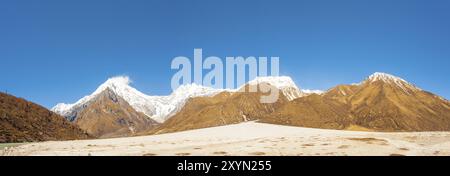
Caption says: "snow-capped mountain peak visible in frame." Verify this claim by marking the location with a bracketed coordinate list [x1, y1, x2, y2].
[302, 89, 325, 95]
[247, 76, 299, 90]
[367, 72, 408, 83]
[52, 103, 73, 116]
[171, 83, 223, 97]
[362, 72, 421, 92]
[96, 76, 132, 92]
[246, 76, 315, 100]
[52, 76, 225, 123]
[52, 76, 147, 118]
[53, 75, 325, 123]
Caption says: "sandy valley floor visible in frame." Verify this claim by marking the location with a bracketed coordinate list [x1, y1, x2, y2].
[2, 122, 450, 156]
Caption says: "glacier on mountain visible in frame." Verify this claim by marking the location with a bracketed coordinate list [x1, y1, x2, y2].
[52, 76, 224, 123]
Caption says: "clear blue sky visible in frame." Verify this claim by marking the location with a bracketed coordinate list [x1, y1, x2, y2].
[1, 0, 449, 108]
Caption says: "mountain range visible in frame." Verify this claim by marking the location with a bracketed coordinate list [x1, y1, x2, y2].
[261, 73, 450, 131]
[50, 72, 450, 138]
[1, 72, 448, 142]
[52, 75, 325, 137]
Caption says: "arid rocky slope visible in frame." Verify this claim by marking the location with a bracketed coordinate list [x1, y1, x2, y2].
[152, 84, 288, 134]
[0, 93, 90, 143]
[153, 73, 450, 134]
[73, 88, 159, 138]
[264, 73, 450, 131]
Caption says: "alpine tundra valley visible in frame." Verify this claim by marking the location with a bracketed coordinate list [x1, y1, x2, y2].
[1, 72, 450, 156]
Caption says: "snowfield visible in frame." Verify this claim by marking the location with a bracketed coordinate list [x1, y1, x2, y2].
[2, 122, 450, 156]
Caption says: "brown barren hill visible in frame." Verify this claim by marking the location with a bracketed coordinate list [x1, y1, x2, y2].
[347, 73, 450, 131]
[151, 84, 288, 134]
[74, 88, 159, 138]
[262, 73, 450, 131]
[0, 92, 90, 143]
[261, 94, 353, 130]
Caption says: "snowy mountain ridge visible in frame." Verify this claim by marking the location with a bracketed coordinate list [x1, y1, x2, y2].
[52, 76, 224, 123]
[52, 72, 424, 123]
[52, 75, 320, 123]
[361, 72, 422, 93]
[246, 76, 322, 100]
